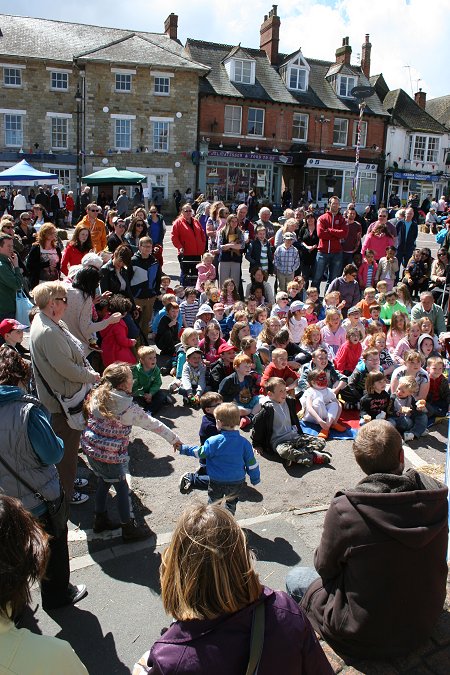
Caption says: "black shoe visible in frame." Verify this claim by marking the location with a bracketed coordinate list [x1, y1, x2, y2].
[67, 583, 88, 605]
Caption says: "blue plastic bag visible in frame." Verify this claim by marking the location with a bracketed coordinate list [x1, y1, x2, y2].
[15, 290, 34, 326]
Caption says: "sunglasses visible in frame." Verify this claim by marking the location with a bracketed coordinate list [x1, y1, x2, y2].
[54, 297, 67, 304]
[183, 209, 193, 213]
[89, 208, 100, 212]
[150, 210, 157, 214]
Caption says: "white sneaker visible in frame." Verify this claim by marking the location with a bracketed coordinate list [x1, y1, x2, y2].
[74, 477, 88, 488]
[70, 491, 89, 505]
[403, 432, 414, 442]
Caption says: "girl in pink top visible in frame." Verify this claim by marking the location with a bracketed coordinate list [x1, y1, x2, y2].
[196, 252, 216, 292]
[386, 311, 408, 352]
[393, 322, 420, 364]
[361, 223, 395, 262]
[320, 309, 346, 356]
[199, 322, 225, 364]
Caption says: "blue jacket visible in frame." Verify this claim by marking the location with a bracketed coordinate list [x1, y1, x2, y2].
[199, 413, 218, 444]
[180, 430, 260, 484]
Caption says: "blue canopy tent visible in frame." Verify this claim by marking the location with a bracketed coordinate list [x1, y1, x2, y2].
[0, 159, 59, 186]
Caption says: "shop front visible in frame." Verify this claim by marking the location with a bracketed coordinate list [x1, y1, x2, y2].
[387, 171, 450, 205]
[303, 157, 379, 210]
[199, 149, 291, 205]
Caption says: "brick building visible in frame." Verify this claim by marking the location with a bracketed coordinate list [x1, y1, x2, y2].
[0, 13, 207, 212]
[186, 6, 388, 209]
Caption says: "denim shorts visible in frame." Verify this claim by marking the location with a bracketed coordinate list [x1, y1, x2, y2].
[86, 456, 128, 483]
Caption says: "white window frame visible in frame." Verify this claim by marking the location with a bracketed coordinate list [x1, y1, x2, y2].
[154, 76, 170, 96]
[114, 118, 132, 151]
[333, 118, 348, 146]
[352, 120, 367, 148]
[224, 105, 242, 135]
[247, 108, 264, 137]
[231, 59, 255, 85]
[289, 66, 307, 92]
[427, 136, 440, 163]
[337, 75, 357, 98]
[50, 117, 69, 150]
[292, 113, 309, 142]
[150, 118, 171, 153]
[50, 71, 69, 91]
[4, 113, 24, 147]
[3, 67, 22, 88]
[115, 73, 132, 92]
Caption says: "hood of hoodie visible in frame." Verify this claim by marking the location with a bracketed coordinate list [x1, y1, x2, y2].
[0, 385, 28, 405]
[417, 333, 434, 351]
[197, 303, 214, 318]
[91, 388, 133, 419]
[337, 468, 448, 550]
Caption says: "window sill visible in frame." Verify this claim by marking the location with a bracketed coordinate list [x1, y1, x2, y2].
[114, 89, 132, 94]
[153, 92, 170, 97]
[291, 138, 307, 143]
[50, 88, 69, 93]
[3, 84, 22, 89]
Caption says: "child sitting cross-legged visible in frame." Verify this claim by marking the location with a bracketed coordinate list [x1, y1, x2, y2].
[176, 402, 260, 515]
[426, 356, 450, 418]
[178, 391, 223, 494]
[252, 377, 331, 467]
[387, 375, 428, 442]
[359, 371, 390, 426]
[297, 347, 347, 398]
[334, 327, 363, 376]
[260, 348, 298, 395]
[301, 369, 347, 439]
[339, 348, 382, 409]
[271, 328, 310, 368]
[240, 336, 264, 379]
[208, 343, 237, 392]
[219, 354, 261, 429]
[132, 346, 171, 415]
[180, 346, 207, 409]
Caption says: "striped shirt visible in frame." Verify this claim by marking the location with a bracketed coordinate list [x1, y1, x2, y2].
[259, 243, 269, 271]
[180, 299, 199, 328]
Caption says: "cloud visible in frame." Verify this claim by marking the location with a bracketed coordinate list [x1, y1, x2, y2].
[1, 0, 448, 99]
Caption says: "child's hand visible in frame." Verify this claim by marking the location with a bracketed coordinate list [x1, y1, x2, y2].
[130, 339, 137, 346]
[416, 399, 427, 411]
[401, 406, 411, 414]
[363, 414, 372, 423]
[253, 446, 263, 455]
[173, 441, 182, 453]
[144, 393, 152, 402]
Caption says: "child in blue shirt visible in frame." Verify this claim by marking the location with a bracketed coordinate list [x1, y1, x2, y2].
[176, 402, 260, 515]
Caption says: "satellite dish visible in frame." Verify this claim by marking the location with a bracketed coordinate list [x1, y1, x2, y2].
[351, 85, 376, 101]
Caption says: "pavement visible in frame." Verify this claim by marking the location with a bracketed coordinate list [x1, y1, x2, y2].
[18, 223, 450, 674]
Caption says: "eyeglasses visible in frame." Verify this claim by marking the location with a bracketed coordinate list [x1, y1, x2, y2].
[54, 297, 67, 304]
[3, 225, 14, 230]
[378, 214, 388, 218]
[150, 210, 157, 214]
[135, 222, 145, 226]
[89, 208, 100, 212]
[21, 217, 31, 221]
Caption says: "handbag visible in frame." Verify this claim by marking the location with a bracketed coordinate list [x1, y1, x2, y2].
[15, 289, 34, 326]
[32, 359, 90, 431]
[0, 452, 69, 538]
[245, 601, 265, 675]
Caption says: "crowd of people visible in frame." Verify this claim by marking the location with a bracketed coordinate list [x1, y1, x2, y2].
[0, 189, 449, 672]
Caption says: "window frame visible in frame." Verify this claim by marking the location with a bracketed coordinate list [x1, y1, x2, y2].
[115, 73, 132, 93]
[232, 59, 254, 85]
[289, 66, 307, 92]
[426, 136, 440, 163]
[247, 107, 264, 137]
[152, 120, 170, 152]
[352, 120, 367, 148]
[114, 118, 132, 151]
[333, 118, 348, 146]
[338, 75, 357, 98]
[50, 71, 69, 91]
[4, 113, 23, 147]
[292, 112, 309, 142]
[50, 117, 69, 150]
[4, 67, 22, 88]
[153, 76, 170, 96]
[224, 105, 242, 135]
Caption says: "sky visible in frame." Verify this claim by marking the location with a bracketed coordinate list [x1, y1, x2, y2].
[2, 0, 449, 101]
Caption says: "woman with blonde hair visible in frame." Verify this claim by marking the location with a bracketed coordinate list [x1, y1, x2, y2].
[25, 222, 62, 288]
[134, 503, 331, 674]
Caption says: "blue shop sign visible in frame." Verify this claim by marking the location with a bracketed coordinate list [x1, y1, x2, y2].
[393, 171, 440, 182]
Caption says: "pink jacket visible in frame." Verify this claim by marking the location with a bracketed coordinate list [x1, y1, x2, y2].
[357, 260, 378, 289]
[196, 262, 216, 291]
[361, 233, 395, 262]
[99, 316, 136, 367]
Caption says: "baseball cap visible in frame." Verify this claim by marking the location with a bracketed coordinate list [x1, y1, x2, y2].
[347, 306, 361, 316]
[186, 347, 203, 358]
[217, 343, 238, 355]
[289, 300, 304, 312]
[213, 302, 225, 311]
[283, 232, 296, 240]
[0, 319, 28, 336]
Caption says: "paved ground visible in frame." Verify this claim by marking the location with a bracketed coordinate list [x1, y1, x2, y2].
[20, 223, 450, 674]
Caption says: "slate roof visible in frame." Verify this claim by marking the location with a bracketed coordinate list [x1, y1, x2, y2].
[186, 39, 387, 116]
[370, 74, 390, 103]
[383, 89, 448, 134]
[426, 96, 450, 130]
[0, 14, 207, 72]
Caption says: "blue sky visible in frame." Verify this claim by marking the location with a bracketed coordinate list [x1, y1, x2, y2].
[1, 0, 448, 100]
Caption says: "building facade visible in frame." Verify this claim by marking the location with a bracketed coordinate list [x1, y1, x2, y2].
[0, 13, 207, 212]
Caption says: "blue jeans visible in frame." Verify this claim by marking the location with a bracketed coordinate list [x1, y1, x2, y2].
[426, 401, 448, 417]
[387, 412, 428, 438]
[285, 566, 320, 603]
[312, 252, 343, 291]
[208, 479, 245, 515]
[184, 470, 209, 491]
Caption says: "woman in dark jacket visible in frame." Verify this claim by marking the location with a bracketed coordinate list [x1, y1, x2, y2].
[297, 213, 319, 288]
[100, 245, 139, 339]
[107, 217, 130, 254]
[134, 503, 331, 674]
[26, 223, 62, 289]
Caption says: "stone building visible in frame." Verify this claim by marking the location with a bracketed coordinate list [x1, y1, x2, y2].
[0, 13, 207, 212]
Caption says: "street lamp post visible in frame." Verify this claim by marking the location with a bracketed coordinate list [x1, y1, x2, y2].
[315, 114, 330, 154]
[75, 85, 82, 219]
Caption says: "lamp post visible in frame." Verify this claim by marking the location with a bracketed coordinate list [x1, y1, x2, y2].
[75, 85, 82, 218]
[315, 114, 330, 154]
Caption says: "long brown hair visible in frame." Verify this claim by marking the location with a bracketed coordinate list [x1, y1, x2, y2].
[70, 223, 93, 252]
[160, 503, 262, 620]
[84, 362, 131, 420]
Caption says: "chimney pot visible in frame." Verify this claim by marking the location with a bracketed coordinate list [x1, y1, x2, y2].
[414, 89, 427, 109]
[260, 6, 281, 65]
[164, 13, 178, 41]
[336, 37, 352, 65]
[361, 33, 372, 78]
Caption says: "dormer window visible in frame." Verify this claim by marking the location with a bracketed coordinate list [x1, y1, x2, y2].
[282, 53, 310, 92]
[227, 58, 255, 85]
[338, 75, 357, 98]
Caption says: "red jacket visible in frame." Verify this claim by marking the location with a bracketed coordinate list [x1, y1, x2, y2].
[357, 260, 378, 289]
[260, 363, 298, 392]
[171, 215, 206, 256]
[60, 242, 84, 276]
[316, 211, 348, 254]
[99, 316, 136, 367]
[334, 340, 362, 374]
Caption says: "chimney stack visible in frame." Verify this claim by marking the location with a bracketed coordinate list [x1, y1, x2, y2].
[164, 13, 178, 41]
[361, 34, 371, 79]
[335, 37, 352, 65]
[414, 88, 426, 109]
[260, 5, 280, 65]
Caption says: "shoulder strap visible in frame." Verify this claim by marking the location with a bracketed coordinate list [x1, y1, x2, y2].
[0, 450, 48, 506]
[30, 356, 57, 400]
[245, 601, 265, 675]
